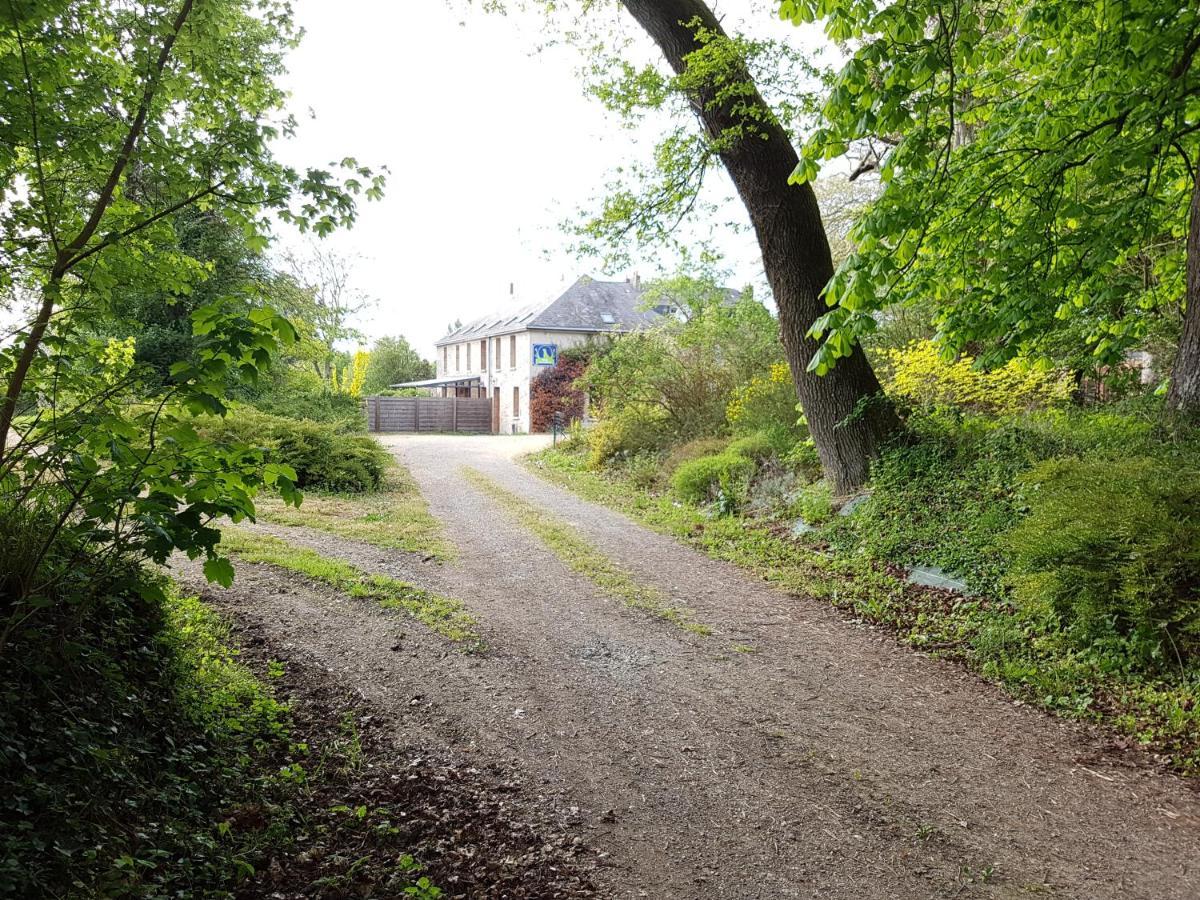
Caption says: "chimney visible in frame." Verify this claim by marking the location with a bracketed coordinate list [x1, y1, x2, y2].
[633, 271, 641, 288]
[509, 281, 514, 296]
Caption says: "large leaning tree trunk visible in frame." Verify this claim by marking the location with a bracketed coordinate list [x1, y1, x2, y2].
[618, 0, 899, 493]
[1167, 169, 1200, 418]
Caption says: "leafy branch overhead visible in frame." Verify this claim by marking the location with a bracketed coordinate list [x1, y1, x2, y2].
[781, 0, 1200, 401]
[567, 13, 828, 266]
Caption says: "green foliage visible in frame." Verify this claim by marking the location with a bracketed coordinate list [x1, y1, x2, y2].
[819, 417, 1034, 597]
[782, 438, 823, 478]
[586, 407, 669, 468]
[202, 407, 388, 493]
[565, 9, 825, 267]
[663, 436, 732, 475]
[0, 571, 294, 897]
[582, 274, 783, 452]
[783, 0, 1199, 375]
[361, 335, 435, 395]
[106, 206, 275, 385]
[887, 341, 1074, 415]
[0, 299, 301, 616]
[726, 362, 802, 437]
[0, 0, 381, 617]
[791, 480, 834, 524]
[621, 452, 666, 491]
[727, 428, 795, 462]
[248, 365, 366, 425]
[670, 450, 756, 505]
[1005, 458, 1200, 667]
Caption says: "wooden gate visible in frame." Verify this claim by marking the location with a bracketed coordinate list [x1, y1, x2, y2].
[364, 396, 493, 434]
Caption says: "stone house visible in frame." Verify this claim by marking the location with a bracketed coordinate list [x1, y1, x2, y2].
[399, 276, 671, 434]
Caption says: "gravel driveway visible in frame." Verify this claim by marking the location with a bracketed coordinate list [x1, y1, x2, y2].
[205, 434, 1200, 899]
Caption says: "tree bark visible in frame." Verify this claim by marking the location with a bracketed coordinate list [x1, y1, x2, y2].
[1167, 167, 1200, 418]
[618, 0, 899, 494]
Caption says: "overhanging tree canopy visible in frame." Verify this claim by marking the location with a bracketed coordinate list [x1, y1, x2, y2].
[782, 0, 1200, 411]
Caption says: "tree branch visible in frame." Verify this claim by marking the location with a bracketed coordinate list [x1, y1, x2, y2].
[8, 0, 58, 253]
[0, 0, 195, 465]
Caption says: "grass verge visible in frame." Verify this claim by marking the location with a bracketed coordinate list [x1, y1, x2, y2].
[525, 446, 1200, 774]
[255, 461, 454, 561]
[460, 467, 711, 636]
[219, 528, 481, 646]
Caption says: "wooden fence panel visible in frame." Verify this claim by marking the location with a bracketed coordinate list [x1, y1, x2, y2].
[364, 397, 493, 434]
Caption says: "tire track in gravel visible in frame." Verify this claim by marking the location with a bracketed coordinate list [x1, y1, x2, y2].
[208, 434, 1200, 899]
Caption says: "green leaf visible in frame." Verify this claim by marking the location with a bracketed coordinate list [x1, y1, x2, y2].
[203, 556, 236, 588]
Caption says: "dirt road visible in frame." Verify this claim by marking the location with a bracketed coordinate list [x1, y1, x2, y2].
[195, 434, 1200, 899]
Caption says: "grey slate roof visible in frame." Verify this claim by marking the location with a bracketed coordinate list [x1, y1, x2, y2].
[435, 277, 667, 346]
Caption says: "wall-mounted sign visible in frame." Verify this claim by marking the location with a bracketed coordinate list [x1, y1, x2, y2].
[532, 343, 558, 366]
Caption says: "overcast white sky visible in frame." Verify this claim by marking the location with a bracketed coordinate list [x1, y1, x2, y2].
[273, 1, 831, 358]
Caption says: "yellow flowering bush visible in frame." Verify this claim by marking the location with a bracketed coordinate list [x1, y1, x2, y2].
[887, 341, 1072, 414]
[329, 349, 370, 398]
[726, 363, 800, 434]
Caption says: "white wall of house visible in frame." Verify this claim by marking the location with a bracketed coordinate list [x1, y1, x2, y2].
[434, 328, 600, 433]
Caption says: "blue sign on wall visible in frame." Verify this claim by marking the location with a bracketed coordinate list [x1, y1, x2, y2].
[532, 343, 558, 366]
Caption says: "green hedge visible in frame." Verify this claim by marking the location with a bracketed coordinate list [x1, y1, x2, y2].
[671, 450, 756, 505]
[202, 408, 388, 493]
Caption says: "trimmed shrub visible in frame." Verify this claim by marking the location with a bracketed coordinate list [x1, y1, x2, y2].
[202, 408, 388, 493]
[1004, 457, 1200, 666]
[671, 451, 756, 505]
[663, 436, 731, 475]
[586, 408, 668, 469]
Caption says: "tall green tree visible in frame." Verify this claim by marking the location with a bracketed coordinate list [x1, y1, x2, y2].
[0, 0, 380, 620]
[782, 0, 1200, 412]
[582, 275, 783, 440]
[104, 204, 272, 383]
[563, 0, 901, 492]
[0, 0, 383, 457]
[361, 335, 434, 395]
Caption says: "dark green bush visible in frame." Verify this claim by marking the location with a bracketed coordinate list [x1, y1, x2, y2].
[819, 403, 1200, 614]
[203, 407, 388, 493]
[1005, 457, 1200, 667]
[818, 417, 1037, 595]
[0, 546, 295, 897]
[671, 451, 756, 505]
